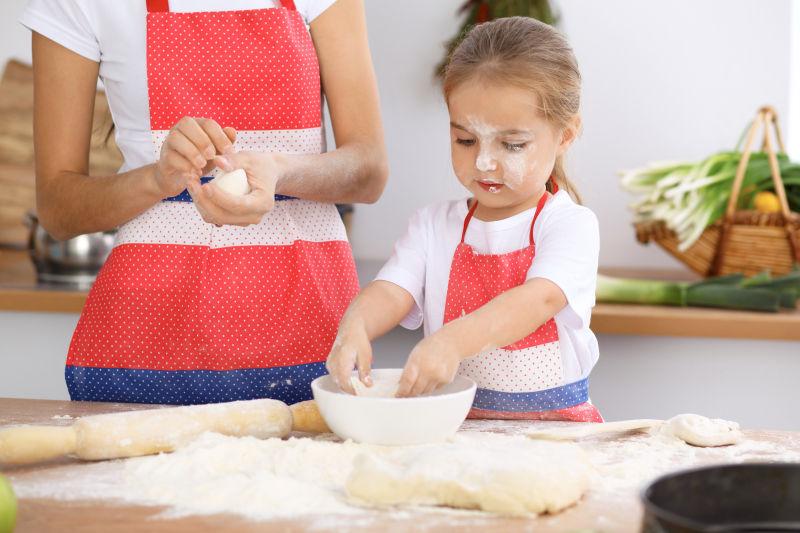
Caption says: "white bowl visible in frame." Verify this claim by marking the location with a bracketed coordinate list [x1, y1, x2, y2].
[311, 368, 476, 446]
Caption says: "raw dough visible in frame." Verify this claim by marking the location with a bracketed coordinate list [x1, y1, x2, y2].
[345, 434, 591, 516]
[350, 376, 400, 398]
[212, 168, 250, 196]
[663, 414, 742, 447]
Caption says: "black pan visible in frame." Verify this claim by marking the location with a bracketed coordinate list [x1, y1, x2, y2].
[641, 463, 800, 532]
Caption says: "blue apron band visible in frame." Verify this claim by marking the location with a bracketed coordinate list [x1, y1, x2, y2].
[65, 362, 326, 405]
[472, 377, 590, 412]
[163, 176, 296, 203]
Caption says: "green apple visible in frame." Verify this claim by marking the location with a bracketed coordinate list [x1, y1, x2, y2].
[0, 473, 16, 533]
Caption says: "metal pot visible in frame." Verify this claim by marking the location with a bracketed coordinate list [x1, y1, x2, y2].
[25, 211, 116, 287]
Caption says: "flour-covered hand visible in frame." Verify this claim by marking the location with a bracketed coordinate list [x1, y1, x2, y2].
[397, 335, 462, 397]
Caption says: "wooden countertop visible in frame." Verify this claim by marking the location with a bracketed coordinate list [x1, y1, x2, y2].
[3, 398, 800, 533]
[1, 250, 798, 341]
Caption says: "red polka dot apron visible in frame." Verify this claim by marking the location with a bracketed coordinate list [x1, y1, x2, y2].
[443, 185, 602, 422]
[64, 0, 359, 405]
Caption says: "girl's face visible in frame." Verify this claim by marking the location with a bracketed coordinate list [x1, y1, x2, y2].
[447, 80, 577, 219]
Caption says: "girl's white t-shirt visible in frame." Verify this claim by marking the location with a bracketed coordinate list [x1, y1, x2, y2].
[19, 0, 336, 173]
[376, 190, 600, 383]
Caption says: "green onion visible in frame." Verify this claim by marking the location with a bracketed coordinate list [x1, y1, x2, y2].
[621, 152, 800, 250]
[595, 272, 797, 313]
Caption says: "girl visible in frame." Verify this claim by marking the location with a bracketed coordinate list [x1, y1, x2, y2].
[326, 17, 602, 421]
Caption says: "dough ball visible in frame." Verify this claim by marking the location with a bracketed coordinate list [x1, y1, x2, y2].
[666, 413, 742, 447]
[346, 434, 591, 516]
[212, 168, 250, 196]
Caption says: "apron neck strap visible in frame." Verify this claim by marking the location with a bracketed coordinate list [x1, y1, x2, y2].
[462, 190, 551, 246]
[460, 199, 480, 243]
[146, 0, 169, 13]
[146, 0, 298, 12]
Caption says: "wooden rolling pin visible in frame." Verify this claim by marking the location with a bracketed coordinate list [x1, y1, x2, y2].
[0, 399, 330, 465]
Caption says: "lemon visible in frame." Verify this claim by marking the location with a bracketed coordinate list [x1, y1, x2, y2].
[0, 474, 16, 533]
[754, 191, 781, 213]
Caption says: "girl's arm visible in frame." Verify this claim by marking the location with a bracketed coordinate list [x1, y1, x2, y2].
[326, 281, 416, 394]
[33, 33, 235, 240]
[396, 278, 567, 397]
[189, 0, 389, 224]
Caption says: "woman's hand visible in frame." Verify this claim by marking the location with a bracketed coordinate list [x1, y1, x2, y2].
[397, 334, 463, 398]
[188, 151, 286, 227]
[153, 116, 236, 198]
[325, 319, 373, 395]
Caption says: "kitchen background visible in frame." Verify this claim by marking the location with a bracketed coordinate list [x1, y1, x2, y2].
[1, 0, 798, 428]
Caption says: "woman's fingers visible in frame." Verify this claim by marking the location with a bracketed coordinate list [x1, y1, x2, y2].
[174, 117, 234, 160]
[165, 131, 207, 170]
[222, 126, 237, 144]
[197, 118, 235, 156]
[174, 117, 216, 160]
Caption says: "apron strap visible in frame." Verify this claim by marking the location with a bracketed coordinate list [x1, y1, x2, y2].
[528, 191, 550, 246]
[462, 188, 551, 246]
[460, 199, 480, 243]
[146, 0, 297, 12]
[146, 0, 169, 13]
[550, 175, 560, 194]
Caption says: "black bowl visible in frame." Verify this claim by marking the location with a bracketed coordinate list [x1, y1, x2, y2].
[642, 463, 800, 532]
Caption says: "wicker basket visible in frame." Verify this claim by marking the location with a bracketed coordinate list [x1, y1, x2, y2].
[635, 106, 800, 277]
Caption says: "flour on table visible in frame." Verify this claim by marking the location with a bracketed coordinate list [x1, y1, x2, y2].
[10, 422, 800, 525]
[659, 413, 742, 447]
[346, 433, 591, 516]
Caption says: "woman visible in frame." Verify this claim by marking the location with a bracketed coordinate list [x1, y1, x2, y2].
[21, 0, 387, 404]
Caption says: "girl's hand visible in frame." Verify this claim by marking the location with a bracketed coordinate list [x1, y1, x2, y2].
[154, 116, 236, 198]
[325, 320, 374, 395]
[188, 152, 286, 227]
[397, 335, 462, 397]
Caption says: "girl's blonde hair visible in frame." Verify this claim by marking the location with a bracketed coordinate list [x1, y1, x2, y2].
[442, 17, 582, 203]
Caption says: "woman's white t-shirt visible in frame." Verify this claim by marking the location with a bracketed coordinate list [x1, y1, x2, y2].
[19, 0, 336, 173]
[376, 191, 600, 384]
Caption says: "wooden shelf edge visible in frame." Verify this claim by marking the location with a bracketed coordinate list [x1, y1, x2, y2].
[0, 289, 86, 314]
[592, 303, 799, 341]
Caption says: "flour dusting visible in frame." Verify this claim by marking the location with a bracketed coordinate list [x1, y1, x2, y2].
[9, 422, 800, 526]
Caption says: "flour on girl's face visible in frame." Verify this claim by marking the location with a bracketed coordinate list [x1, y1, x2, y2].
[464, 116, 538, 190]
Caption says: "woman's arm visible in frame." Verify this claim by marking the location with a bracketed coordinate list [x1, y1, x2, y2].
[33, 33, 235, 240]
[190, 0, 388, 224]
[279, 0, 388, 203]
[396, 278, 568, 397]
[326, 281, 415, 394]
[33, 33, 163, 240]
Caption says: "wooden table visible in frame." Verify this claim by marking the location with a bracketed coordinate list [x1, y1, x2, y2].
[3, 398, 800, 533]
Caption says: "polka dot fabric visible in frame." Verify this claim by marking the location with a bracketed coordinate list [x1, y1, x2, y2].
[65, 2, 355, 405]
[116, 200, 347, 248]
[68, 240, 358, 372]
[65, 363, 327, 406]
[146, 8, 320, 131]
[150, 128, 324, 167]
[443, 194, 602, 422]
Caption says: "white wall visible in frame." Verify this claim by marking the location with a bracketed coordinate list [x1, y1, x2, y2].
[2, 0, 794, 267]
[353, 0, 795, 267]
[0, 0, 31, 64]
